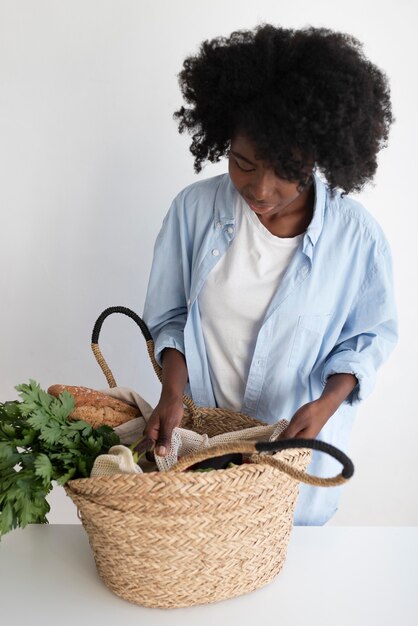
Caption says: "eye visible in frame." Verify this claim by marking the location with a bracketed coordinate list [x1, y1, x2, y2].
[234, 158, 255, 172]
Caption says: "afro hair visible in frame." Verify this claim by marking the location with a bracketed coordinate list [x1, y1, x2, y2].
[173, 24, 394, 196]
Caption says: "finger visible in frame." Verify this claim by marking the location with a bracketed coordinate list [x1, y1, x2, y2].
[284, 428, 313, 441]
[156, 421, 175, 457]
[132, 436, 154, 456]
[280, 423, 310, 440]
[278, 424, 299, 440]
[143, 412, 161, 441]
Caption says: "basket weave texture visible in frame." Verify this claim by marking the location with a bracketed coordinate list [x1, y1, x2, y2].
[63, 306, 351, 609]
[65, 437, 311, 608]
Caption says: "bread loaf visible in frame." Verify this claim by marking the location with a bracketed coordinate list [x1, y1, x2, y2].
[47, 384, 141, 428]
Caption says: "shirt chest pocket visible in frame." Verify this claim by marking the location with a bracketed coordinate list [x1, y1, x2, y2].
[287, 313, 332, 374]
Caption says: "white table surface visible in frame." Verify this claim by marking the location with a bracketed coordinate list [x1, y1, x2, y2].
[0, 525, 417, 626]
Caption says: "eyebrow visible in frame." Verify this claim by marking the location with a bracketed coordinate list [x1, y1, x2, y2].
[229, 150, 256, 165]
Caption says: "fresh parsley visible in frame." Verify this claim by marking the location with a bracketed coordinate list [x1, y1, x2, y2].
[0, 379, 120, 540]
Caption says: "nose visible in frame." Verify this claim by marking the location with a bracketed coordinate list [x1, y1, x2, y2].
[248, 169, 277, 203]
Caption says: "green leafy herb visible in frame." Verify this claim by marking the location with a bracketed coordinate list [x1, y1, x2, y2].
[0, 379, 120, 540]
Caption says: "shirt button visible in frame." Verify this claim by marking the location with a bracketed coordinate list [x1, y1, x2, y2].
[212, 248, 220, 256]
[187, 299, 191, 306]
[227, 226, 234, 235]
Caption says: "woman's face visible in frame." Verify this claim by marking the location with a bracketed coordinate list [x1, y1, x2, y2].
[228, 132, 314, 220]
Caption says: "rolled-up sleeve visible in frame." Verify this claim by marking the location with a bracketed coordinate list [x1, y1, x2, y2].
[142, 194, 190, 367]
[321, 242, 398, 404]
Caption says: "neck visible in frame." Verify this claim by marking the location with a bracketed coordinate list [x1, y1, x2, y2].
[257, 180, 315, 237]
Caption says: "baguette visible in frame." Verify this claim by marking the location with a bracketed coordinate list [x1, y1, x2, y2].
[47, 384, 141, 429]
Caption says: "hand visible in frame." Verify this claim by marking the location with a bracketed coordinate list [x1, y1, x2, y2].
[278, 398, 334, 440]
[143, 392, 184, 456]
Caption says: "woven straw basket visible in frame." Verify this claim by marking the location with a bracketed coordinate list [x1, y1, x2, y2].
[64, 306, 354, 609]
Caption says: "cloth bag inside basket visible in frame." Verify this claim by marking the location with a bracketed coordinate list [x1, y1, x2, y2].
[90, 386, 289, 474]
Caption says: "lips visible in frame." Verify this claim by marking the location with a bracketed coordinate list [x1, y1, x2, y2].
[245, 199, 275, 213]
[244, 196, 275, 211]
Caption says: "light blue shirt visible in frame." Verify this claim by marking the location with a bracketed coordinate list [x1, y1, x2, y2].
[143, 172, 398, 525]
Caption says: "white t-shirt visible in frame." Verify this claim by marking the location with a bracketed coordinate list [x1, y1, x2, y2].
[198, 192, 303, 410]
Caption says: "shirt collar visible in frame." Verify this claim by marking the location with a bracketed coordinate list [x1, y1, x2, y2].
[305, 171, 326, 247]
[214, 174, 236, 226]
[214, 171, 327, 245]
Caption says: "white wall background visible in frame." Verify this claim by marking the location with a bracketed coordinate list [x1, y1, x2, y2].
[0, 0, 416, 526]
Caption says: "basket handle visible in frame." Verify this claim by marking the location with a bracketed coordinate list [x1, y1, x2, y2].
[91, 306, 199, 416]
[90, 307, 355, 487]
[167, 438, 354, 487]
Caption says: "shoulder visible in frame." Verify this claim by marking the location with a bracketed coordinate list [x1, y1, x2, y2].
[165, 173, 233, 235]
[324, 188, 390, 256]
[174, 173, 228, 208]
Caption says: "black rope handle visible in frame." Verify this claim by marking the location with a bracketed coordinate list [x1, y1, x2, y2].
[256, 438, 354, 479]
[90, 306, 199, 417]
[91, 306, 155, 389]
[91, 305, 152, 344]
[171, 437, 354, 486]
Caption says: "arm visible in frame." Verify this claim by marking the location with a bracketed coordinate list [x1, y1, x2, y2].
[142, 194, 190, 367]
[280, 240, 398, 440]
[279, 373, 358, 439]
[160, 347, 189, 398]
[142, 194, 191, 454]
[143, 347, 189, 455]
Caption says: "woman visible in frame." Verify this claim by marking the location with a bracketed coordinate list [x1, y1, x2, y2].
[142, 24, 398, 525]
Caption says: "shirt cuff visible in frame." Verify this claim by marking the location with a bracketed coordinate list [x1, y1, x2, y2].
[153, 331, 185, 368]
[321, 353, 375, 405]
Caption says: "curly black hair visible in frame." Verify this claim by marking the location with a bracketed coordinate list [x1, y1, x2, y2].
[173, 24, 394, 195]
